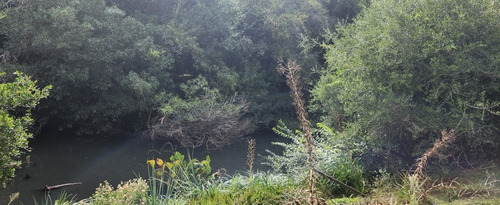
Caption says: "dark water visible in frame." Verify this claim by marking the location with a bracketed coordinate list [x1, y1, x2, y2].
[0, 130, 283, 204]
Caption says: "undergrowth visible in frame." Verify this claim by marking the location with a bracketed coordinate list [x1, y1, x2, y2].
[26, 130, 499, 205]
[28, 153, 500, 205]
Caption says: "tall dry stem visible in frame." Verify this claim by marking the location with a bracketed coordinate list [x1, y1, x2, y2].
[401, 129, 456, 204]
[277, 59, 318, 204]
[414, 129, 456, 176]
[247, 138, 256, 178]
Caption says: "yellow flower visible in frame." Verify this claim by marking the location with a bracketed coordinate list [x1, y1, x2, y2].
[166, 162, 174, 169]
[156, 158, 164, 167]
[147, 160, 155, 168]
[174, 160, 181, 166]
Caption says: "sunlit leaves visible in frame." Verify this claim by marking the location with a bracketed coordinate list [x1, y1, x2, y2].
[313, 0, 500, 167]
[0, 72, 50, 187]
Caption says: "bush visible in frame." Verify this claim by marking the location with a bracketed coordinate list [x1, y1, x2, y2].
[266, 121, 369, 197]
[314, 0, 500, 169]
[89, 179, 148, 205]
[150, 76, 254, 148]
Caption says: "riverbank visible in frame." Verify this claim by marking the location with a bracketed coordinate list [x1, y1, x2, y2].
[0, 130, 282, 204]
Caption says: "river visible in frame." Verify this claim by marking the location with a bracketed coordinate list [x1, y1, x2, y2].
[0, 130, 283, 204]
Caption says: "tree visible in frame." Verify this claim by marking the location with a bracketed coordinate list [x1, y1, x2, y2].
[0, 72, 50, 187]
[313, 0, 500, 169]
[0, 0, 174, 133]
[0, 0, 362, 136]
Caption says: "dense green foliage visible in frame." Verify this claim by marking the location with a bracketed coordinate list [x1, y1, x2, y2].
[313, 0, 500, 169]
[0, 72, 50, 187]
[4, 0, 500, 203]
[0, 0, 360, 135]
[1, 0, 173, 133]
[266, 121, 368, 197]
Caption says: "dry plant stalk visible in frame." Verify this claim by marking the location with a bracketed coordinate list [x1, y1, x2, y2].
[403, 129, 456, 203]
[414, 129, 456, 176]
[247, 138, 256, 178]
[277, 59, 318, 204]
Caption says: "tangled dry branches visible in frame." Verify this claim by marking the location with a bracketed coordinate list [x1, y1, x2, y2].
[150, 94, 254, 149]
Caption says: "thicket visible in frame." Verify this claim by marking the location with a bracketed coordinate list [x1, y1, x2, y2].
[313, 0, 500, 171]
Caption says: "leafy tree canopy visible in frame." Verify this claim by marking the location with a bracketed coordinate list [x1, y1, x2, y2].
[0, 0, 364, 136]
[313, 0, 500, 168]
[0, 0, 174, 133]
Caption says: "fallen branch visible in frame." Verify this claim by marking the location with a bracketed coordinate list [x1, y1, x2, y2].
[41, 182, 82, 191]
[313, 168, 366, 197]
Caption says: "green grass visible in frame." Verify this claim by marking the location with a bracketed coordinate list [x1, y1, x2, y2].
[189, 172, 304, 204]
[325, 165, 500, 205]
[25, 155, 500, 205]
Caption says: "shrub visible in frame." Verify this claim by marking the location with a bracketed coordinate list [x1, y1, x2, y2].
[89, 179, 148, 205]
[266, 121, 369, 197]
[0, 72, 50, 187]
[314, 0, 500, 169]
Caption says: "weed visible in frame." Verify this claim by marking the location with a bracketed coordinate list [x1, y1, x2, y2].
[277, 59, 318, 204]
[267, 121, 369, 198]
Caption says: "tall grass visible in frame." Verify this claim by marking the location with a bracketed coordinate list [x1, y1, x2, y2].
[33, 190, 76, 205]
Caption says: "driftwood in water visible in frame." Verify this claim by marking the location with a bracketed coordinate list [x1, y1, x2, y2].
[41, 182, 82, 191]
